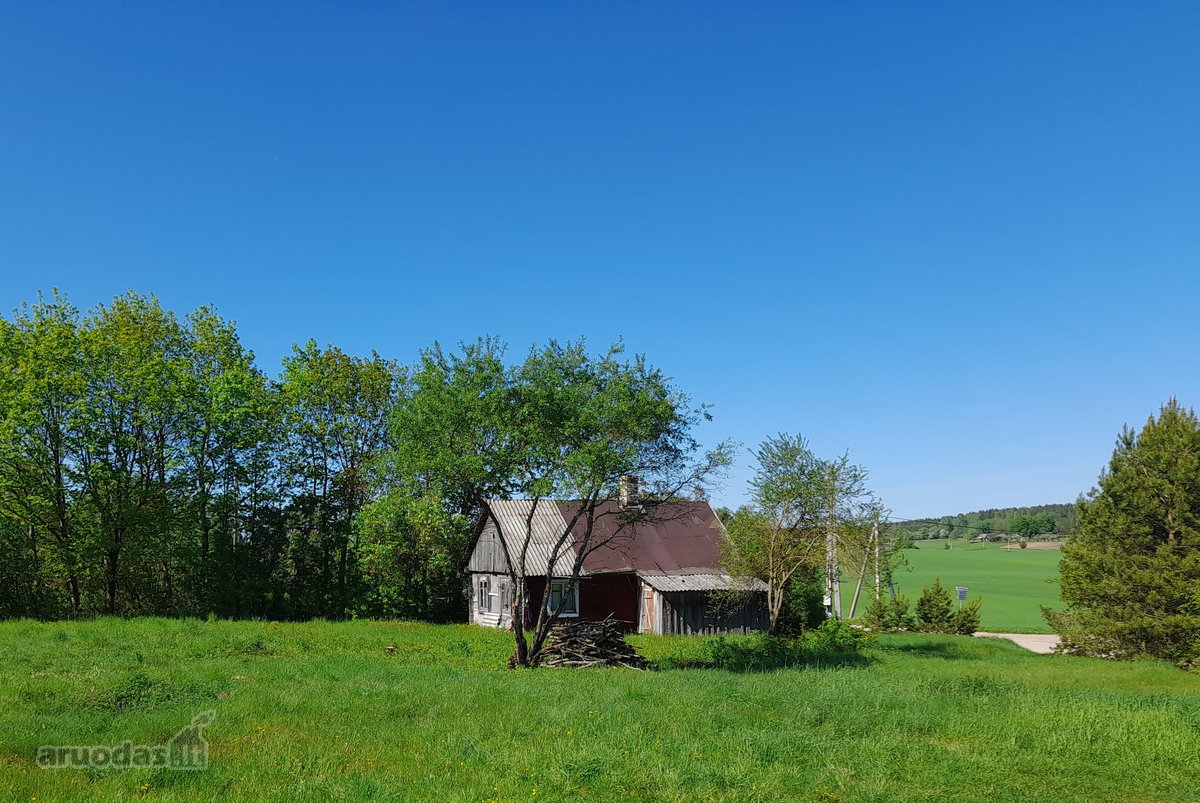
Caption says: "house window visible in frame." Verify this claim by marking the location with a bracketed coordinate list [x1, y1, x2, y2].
[498, 579, 510, 614]
[548, 579, 579, 617]
[477, 577, 492, 614]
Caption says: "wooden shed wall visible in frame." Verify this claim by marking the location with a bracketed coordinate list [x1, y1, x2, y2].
[467, 521, 510, 574]
[652, 590, 768, 636]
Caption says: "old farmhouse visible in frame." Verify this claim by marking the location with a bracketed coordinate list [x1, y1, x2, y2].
[467, 497, 767, 635]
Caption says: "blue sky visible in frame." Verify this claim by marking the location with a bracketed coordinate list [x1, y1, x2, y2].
[3, 2, 1199, 518]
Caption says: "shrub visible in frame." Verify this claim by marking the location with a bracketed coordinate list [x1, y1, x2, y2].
[804, 618, 868, 655]
[773, 565, 826, 636]
[862, 594, 915, 632]
[953, 597, 982, 635]
[711, 635, 803, 671]
[706, 621, 868, 671]
[915, 578, 955, 634]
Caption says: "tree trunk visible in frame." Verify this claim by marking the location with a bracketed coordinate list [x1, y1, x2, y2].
[105, 544, 120, 614]
[848, 543, 871, 619]
[68, 573, 81, 614]
[511, 577, 530, 666]
[873, 520, 881, 600]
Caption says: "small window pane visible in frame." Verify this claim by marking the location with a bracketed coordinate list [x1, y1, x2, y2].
[550, 580, 578, 615]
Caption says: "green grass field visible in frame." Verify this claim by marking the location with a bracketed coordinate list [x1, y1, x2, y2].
[3, 618, 1199, 802]
[843, 541, 1063, 633]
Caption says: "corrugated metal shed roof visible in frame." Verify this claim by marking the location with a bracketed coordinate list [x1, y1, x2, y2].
[485, 500, 578, 575]
[640, 573, 768, 593]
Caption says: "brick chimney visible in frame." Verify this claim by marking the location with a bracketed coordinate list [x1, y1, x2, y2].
[619, 475, 640, 508]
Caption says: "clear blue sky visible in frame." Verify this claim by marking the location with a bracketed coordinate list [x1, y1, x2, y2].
[3, 2, 1199, 519]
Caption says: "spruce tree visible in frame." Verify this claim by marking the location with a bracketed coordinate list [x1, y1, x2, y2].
[1047, 400, 1200, 666]
[915, 577, 955, 633]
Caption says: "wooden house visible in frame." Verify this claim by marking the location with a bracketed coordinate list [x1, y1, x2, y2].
[466, 497, 767, 635]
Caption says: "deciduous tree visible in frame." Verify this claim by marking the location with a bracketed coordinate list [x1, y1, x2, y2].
[377, 338, 730, 665]
[722, 434, 880, 633]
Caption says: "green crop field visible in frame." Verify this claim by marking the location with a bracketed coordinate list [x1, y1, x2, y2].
[843, 541, 1063, 633]
[3, 618, 1199, 802]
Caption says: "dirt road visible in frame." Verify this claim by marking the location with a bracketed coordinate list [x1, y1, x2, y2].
[973, 632, 1061, 654]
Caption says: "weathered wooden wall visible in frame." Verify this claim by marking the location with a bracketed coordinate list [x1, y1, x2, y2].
[650, 590, 767, 636]
[469, 572, 511, 629]
[467, 522, 510, 574]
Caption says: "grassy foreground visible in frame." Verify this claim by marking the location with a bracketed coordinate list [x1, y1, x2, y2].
[858, 541, 1063, 633]
[3, 618, 1199, 802]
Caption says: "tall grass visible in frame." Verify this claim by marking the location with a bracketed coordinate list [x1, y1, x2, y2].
[2, 618, 1198, 801]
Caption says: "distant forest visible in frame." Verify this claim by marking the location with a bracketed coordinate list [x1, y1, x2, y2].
[890, 504, 1076, 541]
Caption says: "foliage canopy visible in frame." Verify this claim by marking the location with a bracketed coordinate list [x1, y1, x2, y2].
[1048, 400, 1200, 666]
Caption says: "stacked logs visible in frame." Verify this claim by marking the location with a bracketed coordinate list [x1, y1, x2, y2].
[541, 617, 651, 669]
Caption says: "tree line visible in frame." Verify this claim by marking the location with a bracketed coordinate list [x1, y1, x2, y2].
[0, 291, 412, 620]
[890, 503, 1076, 541]
[0, 291, 727, 625]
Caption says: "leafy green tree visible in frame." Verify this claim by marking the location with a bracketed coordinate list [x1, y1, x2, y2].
[74, 293, 190, 614]
[362, 337, 514, 622]
[721, 434, 828, 635]
[0, 290, 398, 620]
[1047, 400, 1200, 665]
[0, 292, 86, 614]
[280, 340, 397, 616]
[722, 433, 879, 631]
[357, 490, 464, 621]
[500, 340, 731, 666]
[379, 338, 730, 665]
[178, 306, 278, 614]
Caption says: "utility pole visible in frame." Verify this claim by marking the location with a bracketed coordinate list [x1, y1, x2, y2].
[849, 516, 882, 619]
[873, 518, 881, 600]
[825, 463, 841, 619]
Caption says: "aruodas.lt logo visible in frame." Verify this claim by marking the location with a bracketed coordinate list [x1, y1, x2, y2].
[37, 711, 215, 770]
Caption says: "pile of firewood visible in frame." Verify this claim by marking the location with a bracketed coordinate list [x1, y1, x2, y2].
[541, 617, 652, 669]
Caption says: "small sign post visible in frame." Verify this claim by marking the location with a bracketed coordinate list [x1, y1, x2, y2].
[955, 586, 968, 610]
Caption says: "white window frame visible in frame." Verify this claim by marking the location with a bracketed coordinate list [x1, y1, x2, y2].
[548, 578, 580, 617]
[477, 577, 491, 614]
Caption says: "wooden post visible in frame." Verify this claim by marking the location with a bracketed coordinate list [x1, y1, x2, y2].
[873, 519, 881, 600]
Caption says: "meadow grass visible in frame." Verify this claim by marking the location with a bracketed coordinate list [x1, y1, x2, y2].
[842, 540, 1062, 633]
[3, 618, 1199, 802]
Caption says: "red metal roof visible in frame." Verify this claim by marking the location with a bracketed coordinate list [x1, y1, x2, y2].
[557, 500, 728, 575]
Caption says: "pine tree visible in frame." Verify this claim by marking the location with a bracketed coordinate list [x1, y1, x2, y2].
[953, 597, 982, 635]
[915, 577, 954, 633]
[1047, 400, 1200, 666]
